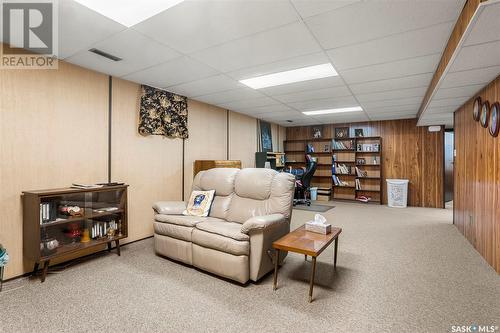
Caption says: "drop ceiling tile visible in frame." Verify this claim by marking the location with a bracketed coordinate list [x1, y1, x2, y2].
[357, 87, 427, 103]
[361, 97, 424, 109]
[450, 40, 500, 73]
[259, 76, 345, 96]
[242, 104, 295, 115]
[349, 73, 433, 95]
[440, 66, 500, 88]
[327, 22, 453, 71]
[340, 54, 441, 84]
[314, 113, 369, 123]
[189, 22, 322, 73]
[433, 84, 485, 100]
[59, 0, 126, 59]
[370, 114, 416, 121]
[193, 87, 265, 105]
[291, 0, 359, 19]
[122, 56, 218, 88]
[167, 75, 241, 97]
[287, 95, 358, 111]
[218, 96, 280, 111]
[464, 2, 500, 46]
[427, 97, 468, 108]
[66, 29, 180, 77]
[364, 104, 420, 115]
[227, 52, 330, 80]
[304, 0, 464, 49]
[273, 86, 352, 103]
[133, 0, 298, 54]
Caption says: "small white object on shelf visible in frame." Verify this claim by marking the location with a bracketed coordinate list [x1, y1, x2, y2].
[305, 214, 332, 234]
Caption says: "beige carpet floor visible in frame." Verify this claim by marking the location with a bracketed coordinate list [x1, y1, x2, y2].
[1, 202, 499, 333]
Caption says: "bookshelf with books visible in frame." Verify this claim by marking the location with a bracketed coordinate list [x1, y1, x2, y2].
[333, 136, 382, 204]
[22, 185, 128, 282]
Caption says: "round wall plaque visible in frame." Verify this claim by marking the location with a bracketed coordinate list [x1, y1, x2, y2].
[489, 102, 499, 137]
[480, 101, 490, 128]
[473, 97, 482, 121]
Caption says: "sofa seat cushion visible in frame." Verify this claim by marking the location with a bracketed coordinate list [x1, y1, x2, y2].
[154, 214, 223, 227]
[195, 221, 249, 241]
[154, 222, 193, 242]
[192, 228, 249, 256]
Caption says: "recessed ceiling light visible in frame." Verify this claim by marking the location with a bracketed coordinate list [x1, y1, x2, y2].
[302, 106, 363, 116]
[239, 63, 338, 89]
[73, 0, 185, 27]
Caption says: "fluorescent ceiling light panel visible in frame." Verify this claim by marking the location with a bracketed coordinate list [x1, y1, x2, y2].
[240, 63, 338, 89]
[302, 106, 363, 115]
[73, 0, 185, 27]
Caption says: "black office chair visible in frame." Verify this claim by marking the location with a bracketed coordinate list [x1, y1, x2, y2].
[293, 155, 317, 206]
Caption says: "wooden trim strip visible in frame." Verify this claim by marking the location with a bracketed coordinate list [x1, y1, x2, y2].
[417, 0, 484, 121]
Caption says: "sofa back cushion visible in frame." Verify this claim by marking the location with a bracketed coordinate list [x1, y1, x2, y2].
[227, 169, 295, 224]
[192, 168, 239, 219]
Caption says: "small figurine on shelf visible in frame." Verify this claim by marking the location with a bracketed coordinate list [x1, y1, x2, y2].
[65, 223, 82, 243]
[107, 227, 116, 239]
[59, 205, 84, 217]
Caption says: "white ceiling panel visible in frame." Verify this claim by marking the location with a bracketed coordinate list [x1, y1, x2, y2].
[193, 87, 265, 105]
[218, 96, 280, 111]
[349, 73, 433, 95]
[133, 0, 298, 54]
[189, 22, 322, 73]
[304, 0, 463, 49]
[340, 54, 441, 84]
[122, 56, 218, 88]
[440, 66, 500, 89]
[287, 95, 359, 111]
[433, 84, 485, 100]
[241, 104, 295, 115]
[291, 0, 359, 19]
[361, 97, 424, 109]
[273, 86, 352, 104]
[427, 97, 469, 109]
[357, 87, 427, 103]
[464, 2, 500, 46]
[258, 76, 345, 96]
[166, 74, 241, 97]
[314, 113, 370, 123]
[369, 113, 416, 121]
[365, 104, 421, 115]
[59, 0, 126, 59]
[66, 29, 180, 77]
[426, 106, 457, 114]
[227, 52, 330, 81]
[327, 22, 454, 71]
[450, 40, 500, 73]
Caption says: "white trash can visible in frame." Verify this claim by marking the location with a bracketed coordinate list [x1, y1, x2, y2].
[310, 187, 318, 201]
[386, 179, 409, 208]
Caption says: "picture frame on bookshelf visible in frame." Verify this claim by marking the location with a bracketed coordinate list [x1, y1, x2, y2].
[312, 125, 323, 139]
[335, 127, 349, 138]
[354, 128, 364, 137]
[489, 102, 499, 137]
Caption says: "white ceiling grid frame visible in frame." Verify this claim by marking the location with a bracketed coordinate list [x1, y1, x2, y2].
[418, 0, 500, 127]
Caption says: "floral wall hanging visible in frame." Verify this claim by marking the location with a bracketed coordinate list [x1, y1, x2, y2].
[138, 85, 188, 139]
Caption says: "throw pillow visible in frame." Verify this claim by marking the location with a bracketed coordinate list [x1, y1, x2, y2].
[183, 190, 215, 217]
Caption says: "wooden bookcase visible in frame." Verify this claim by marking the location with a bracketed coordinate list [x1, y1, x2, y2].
[22, 185, 128, 282]
[284, 136, 382, 204]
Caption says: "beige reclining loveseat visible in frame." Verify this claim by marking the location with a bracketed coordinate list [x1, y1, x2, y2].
[152, 168, 295, 283]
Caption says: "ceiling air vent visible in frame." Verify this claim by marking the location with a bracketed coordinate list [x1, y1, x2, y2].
[286, 120, 293, 123]
[89, 48, 122, 62]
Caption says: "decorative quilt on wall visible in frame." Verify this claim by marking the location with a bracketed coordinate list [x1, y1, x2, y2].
[138, 85, 188, 139]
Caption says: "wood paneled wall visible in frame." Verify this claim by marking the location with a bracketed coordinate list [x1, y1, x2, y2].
[286, 119, 444, 208]
[0, 60, 283, 279]
[454, 75, 500, 273]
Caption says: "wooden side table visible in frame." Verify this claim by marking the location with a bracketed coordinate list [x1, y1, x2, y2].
[272, 225, 342, 302]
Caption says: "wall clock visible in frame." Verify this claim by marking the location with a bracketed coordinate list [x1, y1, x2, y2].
[480, 101, 490, 128]
[489, 102, 499, 137]
[473, 97, 481, 121]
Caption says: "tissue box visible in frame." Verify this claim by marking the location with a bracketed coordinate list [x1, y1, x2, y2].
[305, 221, 332, 234]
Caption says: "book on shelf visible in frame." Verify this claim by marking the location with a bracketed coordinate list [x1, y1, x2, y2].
[355, 167, 368, 177]
[355, 179, 361, 190]
[334, 163, 351, 174]
[332, 175, 351, 187]
[71, 183, 104, 189]
[332, 139, 354, 150]
[356, 143, 380, 152]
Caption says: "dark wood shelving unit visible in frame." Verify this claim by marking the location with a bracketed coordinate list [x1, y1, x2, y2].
[22, 185, 128, 282]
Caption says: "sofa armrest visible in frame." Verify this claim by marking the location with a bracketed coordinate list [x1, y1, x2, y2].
[241, 214, 286, 234]
[152, 201, 186, 215]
